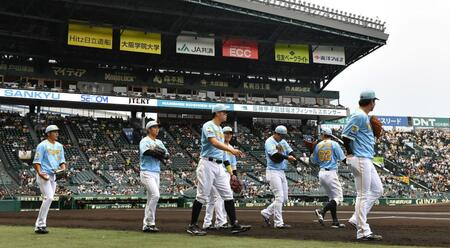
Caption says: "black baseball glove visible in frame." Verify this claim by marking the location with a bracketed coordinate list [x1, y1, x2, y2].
[53, 169, 67, 181]
[143, 146, 168, 161]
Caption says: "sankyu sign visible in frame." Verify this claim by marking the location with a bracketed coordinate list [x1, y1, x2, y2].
[0, 88, 126, 105]
[2, 89, 62, 100]
[312, 46, 345, 65]
[234, 104, 347, 117]
[412, 117, 449, 128]
[176, 35, 215, 56]
[222, 39, 258, 60]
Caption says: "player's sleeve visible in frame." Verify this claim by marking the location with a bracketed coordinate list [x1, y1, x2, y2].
[33, 143, 44, 164]
[203, 122, 216, 138]
[342, 114, 363, 140]
[284, 141, 294, 154]
[333, 142, 346, 162]
[139, 139, 150, 156]
[59, 145, 66, 164]
[265, 139, 277, 156]
[230, 154, 237, 170]
[310, 145, 319, 164]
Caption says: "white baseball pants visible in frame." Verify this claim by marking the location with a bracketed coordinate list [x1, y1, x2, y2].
[140, 171, 160, 227]
[347, 157, 383, 239]
[319, 170, 343, 205]
[35, 174, 56, 228]
[261, 170, 288, 227]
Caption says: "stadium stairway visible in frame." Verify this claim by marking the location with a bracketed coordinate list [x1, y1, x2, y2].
[23, 116, 39, 145]
[0, 155, 19, 188]
[65, 123, 80, 147]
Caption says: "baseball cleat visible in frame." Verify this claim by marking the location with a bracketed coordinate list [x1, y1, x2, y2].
[230, 222, 251, 234]
[34, 226, 49, 234]
[186, 224, 207, 236]
[331, 222, 346, 229]
[217, 223, 231, 229]
[358, 234, 383, 241]
[348, 220, 357, 230]
[202, 224, 218, 231]
[260, 211, 271, 227]
[275, 224, 292, 229]
[143, 225, 160, 233]
[314, 209, 324, 226]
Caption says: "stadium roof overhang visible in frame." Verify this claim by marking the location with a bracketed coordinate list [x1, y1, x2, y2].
[0, 0, 388, 93]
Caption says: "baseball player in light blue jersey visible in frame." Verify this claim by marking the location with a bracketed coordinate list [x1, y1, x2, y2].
[33, 125, 66, 234]
[261, 125, 297, 229]
[139, 120, 169, 233]
[342, 90, 383, 241]
[203, 126, 236, 230]
[311, 127, 346, 229]
[187, 104, 251, 236]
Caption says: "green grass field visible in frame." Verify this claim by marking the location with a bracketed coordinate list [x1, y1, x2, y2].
[0, 225, 426, 248]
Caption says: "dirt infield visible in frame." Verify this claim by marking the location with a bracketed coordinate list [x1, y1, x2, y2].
[1, 204, 449, 247]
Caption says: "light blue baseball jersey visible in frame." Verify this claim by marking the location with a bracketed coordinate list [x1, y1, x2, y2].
[342, 109, 375, 159]
[224, 144, 237, 170]
[200, 120, 224, 160]
[311, 140, 345, 170]
[33, 140, 65, 175]
[139, 136, 168, 173]
[265, 136, 293, 170]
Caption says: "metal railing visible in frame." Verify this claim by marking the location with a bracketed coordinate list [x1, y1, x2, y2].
[249, 0, 386, 31]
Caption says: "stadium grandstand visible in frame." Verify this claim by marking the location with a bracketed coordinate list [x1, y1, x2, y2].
[0, 0, 448, 209]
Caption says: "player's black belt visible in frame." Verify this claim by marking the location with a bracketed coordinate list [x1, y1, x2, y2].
[207, 157, 223, 164]
[321, 168, 337, 171]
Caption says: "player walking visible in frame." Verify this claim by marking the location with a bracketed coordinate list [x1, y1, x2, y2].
[139, 120, 169, 233]
[342, 90, 383, 241]
[260, 125, 297, 229]
[186, 104, 251, 235]
[202, 126, 236, 230]
[33, 125, 66, 234]
[312, 127, 346, 228]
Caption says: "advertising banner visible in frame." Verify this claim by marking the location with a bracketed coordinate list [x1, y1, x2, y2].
[377, 116, 409, 126]
[120, 30, 161, 54]
[312, 45, 345, 65]
[222, 39, 258, 60]
[67, 23, 112, 49]
[411, 117, 449, 128]
[234, 104, 347, 116]
[275, 43, 309, 64]
[157, 100, 232, 111]
[176, 35, 215, 56]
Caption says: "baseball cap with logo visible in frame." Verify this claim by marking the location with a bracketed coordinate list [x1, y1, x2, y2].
[212, 104, 227, 113]
[223, 126, 233, 133]
[146, 120, 160, 129]
[45, 125, 60, 134]
[360, 90, 379, 100]
[321, 127, 333, 136]
[274, 125, 288, 135]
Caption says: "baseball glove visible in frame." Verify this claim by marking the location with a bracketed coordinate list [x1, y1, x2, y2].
[230, 176, 242, 193]
[145, 146, 167, 161]
[53, 169, 67, 180]
[370, 116, 383, 138]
